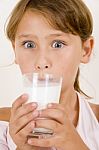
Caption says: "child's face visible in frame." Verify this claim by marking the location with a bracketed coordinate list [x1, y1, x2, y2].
[13, 10, 85, 91]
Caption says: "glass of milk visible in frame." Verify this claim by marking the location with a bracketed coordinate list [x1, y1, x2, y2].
[22, 72, 62, 137]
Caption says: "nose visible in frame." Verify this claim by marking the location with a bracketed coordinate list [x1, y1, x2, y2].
[35, 64, 49, 70]
[34, 55, 51, 71]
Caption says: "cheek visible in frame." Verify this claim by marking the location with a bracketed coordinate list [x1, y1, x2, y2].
[58, 51, 80, 73]
[58, 53, 80, 89]
[19, 63, 33, 74]
[15, 51, 34, 74]
[19, 60, 34, 74]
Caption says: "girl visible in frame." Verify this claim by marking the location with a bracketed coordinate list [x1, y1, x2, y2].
[0, 0, 99, 149]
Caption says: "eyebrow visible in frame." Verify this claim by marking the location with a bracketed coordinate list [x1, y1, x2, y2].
[17, 33, 67, 39]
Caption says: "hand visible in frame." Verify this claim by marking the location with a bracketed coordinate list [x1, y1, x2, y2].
[27, 103, 89, 150]
[9, 94, 40, 150]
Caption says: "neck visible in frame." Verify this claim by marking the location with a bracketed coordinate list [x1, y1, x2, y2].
[60, 87, 78, 110]
[60, 87, 79, 126]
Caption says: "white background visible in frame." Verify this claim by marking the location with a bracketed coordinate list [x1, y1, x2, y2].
[0, 0, 99, 107]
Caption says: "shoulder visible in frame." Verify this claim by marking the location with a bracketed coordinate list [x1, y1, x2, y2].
[0, 107, 11, 122]
[89, 102, 99, 122]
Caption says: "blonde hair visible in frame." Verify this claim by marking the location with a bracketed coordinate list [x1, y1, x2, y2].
[6, 0, 93, 96]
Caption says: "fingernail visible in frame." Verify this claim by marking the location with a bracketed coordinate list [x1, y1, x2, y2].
[28, 139, 32, 144]
[30, 121, 35, 127]
[21, 94, 28, 99]
[31, 102, 37, 107]
[33, 110, 38, 116]
[39, 110, 42, 116]
[47, 103, 53, 108]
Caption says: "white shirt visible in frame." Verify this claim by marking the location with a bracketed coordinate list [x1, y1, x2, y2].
[76, 92, 99, 150]
[0, 121, 9, 150]
[0, 93, 99, 150]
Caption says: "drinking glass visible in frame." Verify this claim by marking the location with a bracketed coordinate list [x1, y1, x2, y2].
[22, 72, 62, 137]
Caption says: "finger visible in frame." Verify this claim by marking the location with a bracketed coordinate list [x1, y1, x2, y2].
[39, 108, 66, 124]
[47, 103, 66, 112]
[28, 136, 58, 148]
[14, 102, 38, 120]
[10, 110, 39, 134]
[11, 94, 28, 113]
[35, 118, 60, 133]
[17, 120, 35, 138]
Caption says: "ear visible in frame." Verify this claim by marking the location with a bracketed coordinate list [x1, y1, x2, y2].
[80, 36, 94, 64]
[11, 41, 18, 64]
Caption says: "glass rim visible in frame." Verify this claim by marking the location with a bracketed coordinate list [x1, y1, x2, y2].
[22, 72, 63, 80]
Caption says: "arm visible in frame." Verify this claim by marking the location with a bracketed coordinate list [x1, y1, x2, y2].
[0, 107, 11, 122]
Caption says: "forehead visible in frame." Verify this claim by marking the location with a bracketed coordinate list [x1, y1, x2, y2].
[16, 10, 65, 37]
[15, 9, 81, 45]
[16, 10, 53, 30]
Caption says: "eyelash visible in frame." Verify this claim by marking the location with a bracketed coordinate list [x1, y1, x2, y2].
[51, 40, 67, 48]
[21, 40, 67, 49]
[22, 41, 35, 49]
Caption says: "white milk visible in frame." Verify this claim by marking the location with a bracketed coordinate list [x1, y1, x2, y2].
[24, 84, 61, 110]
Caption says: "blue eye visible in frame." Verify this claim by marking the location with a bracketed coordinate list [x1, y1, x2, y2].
[23, 41, 36, 49]
[52, 41, 65, 48]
